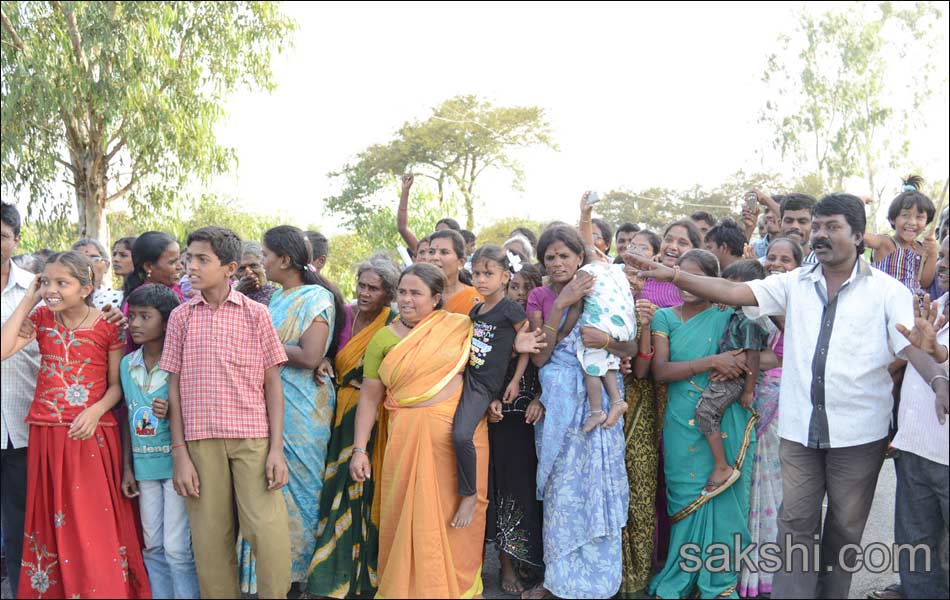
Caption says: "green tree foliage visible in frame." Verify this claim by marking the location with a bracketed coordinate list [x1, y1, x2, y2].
[1, 1, 295, 248]
[324, 95, 556, 230]
[325, 185, 445, 300]
[761, 2, 945, 210]
[475, 217, 545, 248]
[19, 195, 290, 253]
[596, 171, 788, 231]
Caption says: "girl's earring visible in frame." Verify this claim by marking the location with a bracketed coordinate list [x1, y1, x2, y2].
[146, 270, 152, 279]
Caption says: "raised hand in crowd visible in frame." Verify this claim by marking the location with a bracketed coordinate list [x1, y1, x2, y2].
[396, 172, 420, 252]
[895, 293, 949, 362]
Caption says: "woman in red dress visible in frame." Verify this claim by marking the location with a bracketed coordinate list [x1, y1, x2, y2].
[1, 251, 150, 599]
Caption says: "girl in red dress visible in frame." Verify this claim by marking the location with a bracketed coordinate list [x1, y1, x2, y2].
[1, 251, 150, 599]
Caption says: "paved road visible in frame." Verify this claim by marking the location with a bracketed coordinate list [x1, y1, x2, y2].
[0, 461, 901, 599]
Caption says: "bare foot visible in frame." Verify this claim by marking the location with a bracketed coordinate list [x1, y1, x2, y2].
[603, 400, 628, 429]
[451, 494, 478, 528]
[521, 583, 550, 599]
[500, 554, 525, 594]
[581, 410, 607, 433]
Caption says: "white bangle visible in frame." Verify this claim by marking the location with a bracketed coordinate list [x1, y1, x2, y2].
[352, 447, 367, 455]
[928, 374, 949, 389]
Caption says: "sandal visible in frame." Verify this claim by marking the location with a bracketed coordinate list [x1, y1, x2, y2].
[700, 468, 741, 499]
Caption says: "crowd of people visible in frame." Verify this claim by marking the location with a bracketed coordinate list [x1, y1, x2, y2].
[0, 172, 948, 600]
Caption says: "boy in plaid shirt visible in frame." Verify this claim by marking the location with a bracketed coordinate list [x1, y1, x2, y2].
[162, 226, 291, 598]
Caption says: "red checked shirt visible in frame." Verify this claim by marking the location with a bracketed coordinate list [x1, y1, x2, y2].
[160, 288, 287, 441]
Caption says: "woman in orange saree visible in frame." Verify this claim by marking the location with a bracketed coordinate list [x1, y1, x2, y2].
[349, 264, 487, 599]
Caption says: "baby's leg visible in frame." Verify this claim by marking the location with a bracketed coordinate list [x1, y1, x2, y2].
[603, 370, 628, 429]
[582, 372, 607, 432]
[695, 380, 743, 494]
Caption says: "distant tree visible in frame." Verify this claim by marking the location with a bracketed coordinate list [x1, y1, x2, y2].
[475, 217, 545, 249]
[1, 1, 295, 247]
[594, 171, 787, 231]
[324, 95, 556, 230]
[760, 1, 945, 212]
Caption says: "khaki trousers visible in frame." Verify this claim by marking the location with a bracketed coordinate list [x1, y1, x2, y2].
[184, 438, 290, 599]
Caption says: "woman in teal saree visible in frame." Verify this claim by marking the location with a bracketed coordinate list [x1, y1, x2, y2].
[647, 250, 758, 599]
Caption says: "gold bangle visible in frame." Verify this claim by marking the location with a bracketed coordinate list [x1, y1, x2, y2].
[601, 334, 611, 349]
[672, 265, 681, 285]
[543, 323, 558, 334]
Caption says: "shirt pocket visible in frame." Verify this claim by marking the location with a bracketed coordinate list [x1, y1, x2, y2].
[226, 326, 263, 370]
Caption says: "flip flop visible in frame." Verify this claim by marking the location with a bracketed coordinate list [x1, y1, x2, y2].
[700, 468, 741, 499]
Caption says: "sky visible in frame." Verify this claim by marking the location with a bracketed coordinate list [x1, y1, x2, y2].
[19, 1, 949, 235]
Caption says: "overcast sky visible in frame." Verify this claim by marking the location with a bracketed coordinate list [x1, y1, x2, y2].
[18, 1, 949, 234]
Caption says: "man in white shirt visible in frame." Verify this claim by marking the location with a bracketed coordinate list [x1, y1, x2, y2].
[624, 194, 948, 599]
[1, 202, 39, 598]
[889, 235, 949, 599]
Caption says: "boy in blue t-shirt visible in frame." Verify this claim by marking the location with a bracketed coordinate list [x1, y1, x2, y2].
[119, 284, 200, 599]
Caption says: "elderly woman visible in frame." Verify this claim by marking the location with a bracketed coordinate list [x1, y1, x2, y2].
[236, 240, 278, 306]
[347, 263, 542, 597]
[73, 238, 124, 309]
[524, 224, 637, 599]
[504, 233, 535, 265]
[306, 254, 400, 598]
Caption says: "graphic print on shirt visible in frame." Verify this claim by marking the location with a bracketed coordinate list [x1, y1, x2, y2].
[469, 319, 496, 370]
[132, 405, 157, 436]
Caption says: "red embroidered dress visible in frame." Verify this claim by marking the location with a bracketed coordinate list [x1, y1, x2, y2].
[18, 306, 150, 599]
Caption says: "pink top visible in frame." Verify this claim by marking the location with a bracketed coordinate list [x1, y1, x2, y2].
[764, 330, 784, 378]
[336, 304, 356, 351]
[526, 286, 558, 321]
[639, 279, 683, 308]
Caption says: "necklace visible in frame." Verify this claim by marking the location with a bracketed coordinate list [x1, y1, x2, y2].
[56, 305, 93, 332]
[399, 316, 415, 330]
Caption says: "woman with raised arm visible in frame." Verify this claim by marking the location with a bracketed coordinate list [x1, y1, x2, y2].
[524, 222, 638, 599]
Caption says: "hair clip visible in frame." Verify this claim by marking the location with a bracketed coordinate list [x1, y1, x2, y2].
[902, 184, 917, 192]
[305, 264, 317, 273]
[506, 250, 523, 273]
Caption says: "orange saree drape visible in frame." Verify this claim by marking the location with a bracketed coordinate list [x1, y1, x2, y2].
[375, 310, 488, 599]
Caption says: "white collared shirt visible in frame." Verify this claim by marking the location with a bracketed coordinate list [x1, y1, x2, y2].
[892, 293, 949, 466]
[1, 261, 40, 449]
[744, 258, 914, 448]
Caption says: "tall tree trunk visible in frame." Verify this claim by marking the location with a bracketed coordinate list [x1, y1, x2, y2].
[73, 150, 110, 247]
[463, 191, 474, 230]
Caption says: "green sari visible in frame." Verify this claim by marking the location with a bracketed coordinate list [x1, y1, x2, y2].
[647, 306, 757, 599]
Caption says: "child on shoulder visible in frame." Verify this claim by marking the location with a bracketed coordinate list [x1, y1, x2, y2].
[866, 175, 938, 292]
